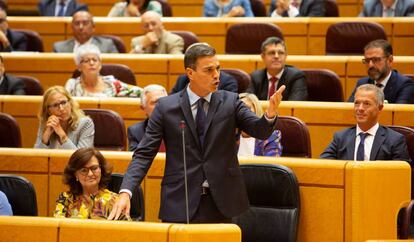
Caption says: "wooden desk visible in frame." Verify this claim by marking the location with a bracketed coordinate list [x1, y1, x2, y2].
[0, 149, 409, 242]
[7, 17, 414, 55]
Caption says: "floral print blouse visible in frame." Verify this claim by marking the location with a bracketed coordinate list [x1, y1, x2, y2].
[54, 189, 129, 220]
[65, 75, 142, 98]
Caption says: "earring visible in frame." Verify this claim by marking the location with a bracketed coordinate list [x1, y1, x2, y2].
[76, 178, 79, 181]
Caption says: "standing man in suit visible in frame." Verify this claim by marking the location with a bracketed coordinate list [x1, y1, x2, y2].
[0, 55, 25, 95]
[53, 11, 118, 53]
[359, 0, 414, 17]
[321, 84, 410, 163]
[348, 39, 414, 104]
[0, 7, 27, 52]
[248, 37, 307, 101]
[38, 0, 88, 16]
[109, 43, 285, 223]
[130, 11, 184, 54]
[128, 84, 167, 151]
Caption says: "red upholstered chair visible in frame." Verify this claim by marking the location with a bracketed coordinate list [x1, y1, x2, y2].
[325, 0, 339, 17]
[83, 109, 127, 151]
[155, 0, 173, 16]
[249, 0, 267, 16]
[302, 68, 344, 102]
[16, 75, 44, 95]
[0, 112, 21, 147]
[98, 34, 126, 53]
[226, 23, 284, 54]
[13, 29, 44, 52]
[72, 63, 136, 85]
[325, 22, 387, 55]
[387, 126, 414, 239]
[171, 31, 199, 52]
[221, 68, 251, 93]
[276, 116, 311, 158]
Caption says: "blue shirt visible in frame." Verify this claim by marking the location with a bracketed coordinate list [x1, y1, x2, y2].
[203, 0, 254, 17]
[0, 191, 12, 216]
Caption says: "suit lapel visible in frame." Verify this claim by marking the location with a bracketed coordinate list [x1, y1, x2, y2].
[261, 69, 269, 99]
[204, 91, 222, 137]
[179, 90, 201, 149]
[375, 2, 383, 16]
[383, 71, 396, 102]
[345, 129, 357, 160]
[370, 126, 386, 160]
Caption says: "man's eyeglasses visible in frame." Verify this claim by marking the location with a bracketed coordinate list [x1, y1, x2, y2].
[78, 165, 101, 176]
[48, 100, 69, 110]
[264, 50, 286, 56]
[361, 56, 388, 64]
[80, 58, 100, 64]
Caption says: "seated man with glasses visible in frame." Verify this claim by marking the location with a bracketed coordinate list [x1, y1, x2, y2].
[0, 7, 27, 52]
[348, 39, 414, 104]
[54, 147, 130, 220]
[247, 36, 308, 101]
[34, 86, 94, 149]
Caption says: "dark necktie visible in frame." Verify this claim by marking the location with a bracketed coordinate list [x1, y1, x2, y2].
[196, 98, 207, 147]
[57, 0, 65, 16]
[268, 76, 278, 99]
[356, 133, 368, 161]
[375, 83, 383, 89]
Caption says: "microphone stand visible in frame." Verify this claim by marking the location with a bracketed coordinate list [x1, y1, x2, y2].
[180, 120, 190, 224]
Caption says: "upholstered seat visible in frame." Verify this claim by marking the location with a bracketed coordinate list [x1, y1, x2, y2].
[0, 112, 21, 148]
[233, 163, 300, 242]
[326, 22, 387, 55]
[98, 34, 126, 53]
[302, 68, 344, 101]
[325, 0, 339, 17]
[171, 31, 199, 52]
[250, 0, 267, 16]
[107, 173, 145, 221]
[226, 23, 284, 54]
[221, 68, 251, 93]
[72, 63, 136, 85]
[0, 174, 38, 216]
[83, 109, 127, 151]
[14, 29, 44, 52]
[155, 0, 173, 16]
[17, 75, 44, 95]
[276, 116, 311, 158]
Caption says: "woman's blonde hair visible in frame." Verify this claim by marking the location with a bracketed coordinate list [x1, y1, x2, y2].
[239, 93, 264, 117]
[38, 86, 85, 131]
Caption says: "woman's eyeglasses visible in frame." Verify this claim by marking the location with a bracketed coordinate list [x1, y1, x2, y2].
[48, 100, 69, 110]
[78, 165, 101, 176]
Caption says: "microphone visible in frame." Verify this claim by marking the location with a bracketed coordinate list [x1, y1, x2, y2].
[180, 120, 190, 224]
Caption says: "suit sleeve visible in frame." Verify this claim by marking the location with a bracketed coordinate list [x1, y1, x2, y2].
[121, 102, 164, 192]
[392, 134, 412, 165]
[167, 35, 184, 54]
[394, 79, 414, 104]
[11, 77, 26, 95]
[127, 126, 139, 151]
[287, 72, 308, 101]
[320, 133, 340, 159]
[304, 0, 325, 16]
[12, 33, 28, 52]
[242, 0, 254, 16]
[220, 74, 238, 93]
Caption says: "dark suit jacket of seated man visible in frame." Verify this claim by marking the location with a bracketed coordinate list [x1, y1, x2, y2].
[321, 84, 410, 164]
[348, 70, 414, 104]
[109, 43, 285, 223]
[170, 71, 238, 94]
[359, 0, 414, 17]
[38, 0, 89, 16]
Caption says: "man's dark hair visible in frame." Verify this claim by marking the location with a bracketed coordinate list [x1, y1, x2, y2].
[184, 43, 216, 70]
[261, 37, 286, 53]
[364, 39, 393, 56]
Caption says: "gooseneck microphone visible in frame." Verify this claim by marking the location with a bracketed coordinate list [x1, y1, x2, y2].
[180, 120, 190, 224]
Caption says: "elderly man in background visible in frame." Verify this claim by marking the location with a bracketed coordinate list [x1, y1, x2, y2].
[130, 11, 183, 54]
[127, 84, 167, 151]
[53, 11, 118, 53]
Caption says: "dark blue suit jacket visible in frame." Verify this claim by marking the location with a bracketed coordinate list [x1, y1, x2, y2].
[170, 71, 238, 94]
[0, 29, 27, 52]
[121, 89, 276, 222]
[0, 74, 26, 95]
[348, 70, 414, 104]
[320, 125, 410, 164]
[127, 119, 148, 152]
[38, 0, 89, 16]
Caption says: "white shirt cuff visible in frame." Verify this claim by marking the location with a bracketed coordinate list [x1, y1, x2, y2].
[119, 189, 132, 198]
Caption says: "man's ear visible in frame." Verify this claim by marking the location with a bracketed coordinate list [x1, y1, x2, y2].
[185, 67, 194, 81]
[378, 104, 384, 111]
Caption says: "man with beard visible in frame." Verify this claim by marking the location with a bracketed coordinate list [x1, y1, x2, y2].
[321, 84, 410, 164]
[348, 39, 414, 104]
